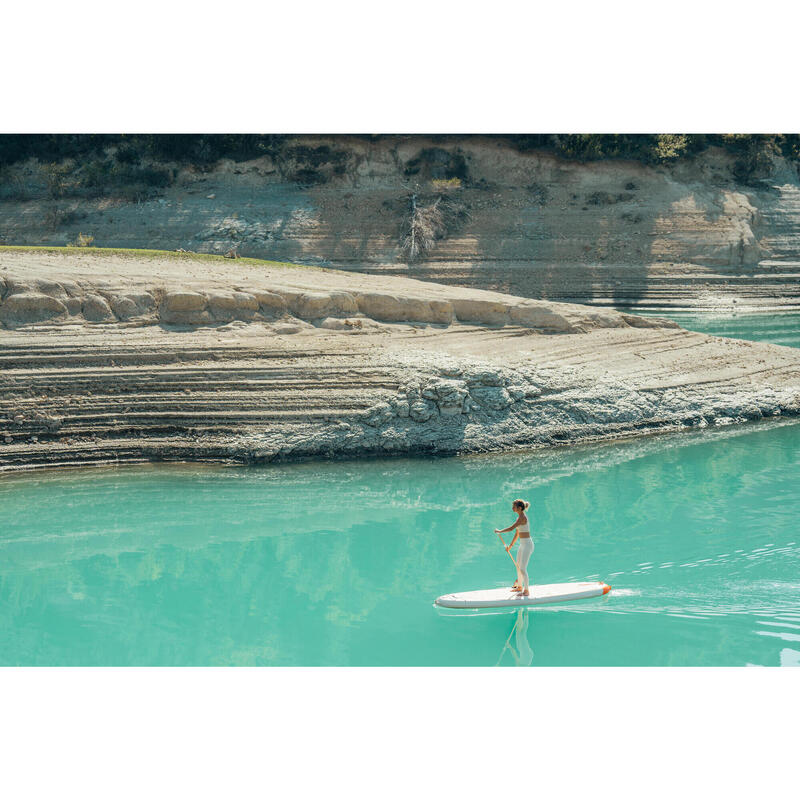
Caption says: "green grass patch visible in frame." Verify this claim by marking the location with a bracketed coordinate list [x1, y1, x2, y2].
[0, 245, 324, 272]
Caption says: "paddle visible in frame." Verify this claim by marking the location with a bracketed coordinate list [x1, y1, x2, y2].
[495, 530, 519, 569]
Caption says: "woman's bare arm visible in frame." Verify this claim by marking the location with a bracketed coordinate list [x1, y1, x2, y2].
[495, 515, 523, 535]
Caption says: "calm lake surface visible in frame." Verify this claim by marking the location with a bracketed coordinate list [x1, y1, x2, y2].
[2, 313, 799, 666]
[628, 310, 800, 349]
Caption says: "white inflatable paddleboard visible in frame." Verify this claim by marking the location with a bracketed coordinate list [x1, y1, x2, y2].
[435, 581, 611, 609]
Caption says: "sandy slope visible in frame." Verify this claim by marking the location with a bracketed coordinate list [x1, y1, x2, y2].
[1, 250, 799, 471]
[3, 137, 800, 310]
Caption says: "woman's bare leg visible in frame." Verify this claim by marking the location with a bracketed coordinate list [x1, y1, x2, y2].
[518, 540, 533, 596]
[512, 559, 524, 591]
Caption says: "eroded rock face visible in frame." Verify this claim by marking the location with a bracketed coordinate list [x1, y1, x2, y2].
[470, 386, 512, 411]
[408, 400, 434, 423]
[0, 258, 679, 333]
[3, 137, 800, 310]
[421, 379, 469, 415]
[0, 251, 798, 472]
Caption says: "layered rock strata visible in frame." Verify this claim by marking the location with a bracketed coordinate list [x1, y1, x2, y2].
[2, 136, 800, 309]
[1, 251, 799, 471]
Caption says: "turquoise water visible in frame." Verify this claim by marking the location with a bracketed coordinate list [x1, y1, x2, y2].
[2, 419, 800, 666]
[625, 310, 800, 348]
[2, 311, 799, 666]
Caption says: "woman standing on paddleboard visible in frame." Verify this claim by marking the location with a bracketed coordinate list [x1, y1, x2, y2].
[495, 499, 532, 596]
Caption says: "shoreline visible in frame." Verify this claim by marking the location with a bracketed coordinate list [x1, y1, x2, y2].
[2, 414, 799, 477]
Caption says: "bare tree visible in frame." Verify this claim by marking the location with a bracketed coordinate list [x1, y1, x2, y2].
[401, 193, 469, 262]
[402, 194, 443, 261]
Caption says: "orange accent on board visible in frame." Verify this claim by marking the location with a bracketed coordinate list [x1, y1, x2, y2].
[602, 584, 611, 594]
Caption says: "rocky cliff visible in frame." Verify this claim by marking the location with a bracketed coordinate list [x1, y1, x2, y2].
[2, 136, 799, 310]
[2, 250, 799, 472]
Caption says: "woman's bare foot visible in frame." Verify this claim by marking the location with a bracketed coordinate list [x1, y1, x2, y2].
[521, 589, 530, 597]
[511, 584, 522, 592]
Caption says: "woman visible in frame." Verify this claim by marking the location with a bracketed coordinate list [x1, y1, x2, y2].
[495, 499, 533, 596]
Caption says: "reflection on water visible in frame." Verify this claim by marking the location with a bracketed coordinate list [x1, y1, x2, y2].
[1, 417, 799, 666]
[496, 609, 534, 667]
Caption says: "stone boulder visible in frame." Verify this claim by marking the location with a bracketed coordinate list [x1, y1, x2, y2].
[451, 298, 510, 326]
[207, 291, 259, 321]
[82, 294, 115, 322]
[110, 292, 156, 321]
[355, 292, 454, 324]
[509, 303, 576, 332]
[159, 291, 211, 325]
[0, 293, 68, 326]
[252, 290, 288, 318]
[282, 290, 359, 320]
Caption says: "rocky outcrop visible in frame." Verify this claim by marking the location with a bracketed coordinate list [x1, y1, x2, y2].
[0, 251, 664, 333]
[1, 251, 799, 471]
[2, 136, 800, 310]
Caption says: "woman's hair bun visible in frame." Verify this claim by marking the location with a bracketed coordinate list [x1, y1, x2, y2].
[514, 498, 530, 511]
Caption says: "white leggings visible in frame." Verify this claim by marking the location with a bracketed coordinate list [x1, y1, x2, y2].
[516, 538, 534, 590]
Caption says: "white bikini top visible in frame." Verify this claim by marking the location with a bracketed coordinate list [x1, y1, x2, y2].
[518, 517, 530, 534]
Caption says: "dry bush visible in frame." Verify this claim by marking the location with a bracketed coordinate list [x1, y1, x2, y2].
[431, 177, 462, 191]
[44, 162, 74, 199]
[401, 195, 470, 261]
[402, 197, 442, 261]
[72, 232, 94, 247]
[439, 196, 470, 228]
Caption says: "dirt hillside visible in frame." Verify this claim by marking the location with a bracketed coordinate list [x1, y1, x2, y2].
[2, 136, 799, 310]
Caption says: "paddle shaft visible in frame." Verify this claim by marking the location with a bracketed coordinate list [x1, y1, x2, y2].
[496, 531, 519, 569]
